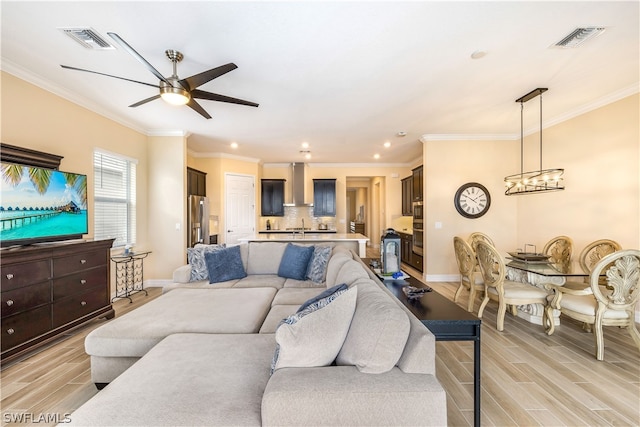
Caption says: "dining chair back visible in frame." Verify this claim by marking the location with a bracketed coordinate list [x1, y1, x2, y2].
[544, 249, 640, 360]
[468, 232, 494, 253]
[579, 239, 622, 275]
[453, 236, 484, 312]
[476, 241, 548, 331]
[542, 235, 573, 264]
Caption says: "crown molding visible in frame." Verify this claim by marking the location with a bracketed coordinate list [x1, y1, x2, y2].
[148, 130, 191, 138]
[1, 59, 150, 136]
[420, 134, 515, 142]
[187, 150, 261, 163]
[308, 162, 412, 168]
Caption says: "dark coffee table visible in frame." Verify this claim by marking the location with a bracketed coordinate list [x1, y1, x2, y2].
[365, 259, 481, 427]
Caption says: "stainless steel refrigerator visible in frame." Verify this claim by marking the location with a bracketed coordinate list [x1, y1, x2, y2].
[188, 195, 210, 247]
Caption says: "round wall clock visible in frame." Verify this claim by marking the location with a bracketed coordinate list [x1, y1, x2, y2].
[454, 182, 491, 219]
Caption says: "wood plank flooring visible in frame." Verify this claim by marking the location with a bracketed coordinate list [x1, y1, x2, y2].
[2, 266, 639, 426]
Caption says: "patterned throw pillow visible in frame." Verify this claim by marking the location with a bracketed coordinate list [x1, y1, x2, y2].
[271, 286, 357, 374]
[306, 245, 333, 283]
[187, 244, 226, 282]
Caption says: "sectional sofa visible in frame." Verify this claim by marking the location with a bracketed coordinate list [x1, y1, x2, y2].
[67, 241, 447, 426]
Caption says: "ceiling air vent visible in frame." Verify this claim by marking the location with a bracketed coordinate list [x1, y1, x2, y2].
[59, 28, 114, 50]
[553, 27, 606, 48]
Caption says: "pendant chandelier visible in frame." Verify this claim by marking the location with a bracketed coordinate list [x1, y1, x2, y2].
[504, 88, 564, 196]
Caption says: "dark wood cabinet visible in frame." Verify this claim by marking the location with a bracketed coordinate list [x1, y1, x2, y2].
[350, 221, 365, 234]
[261, 179, 285, 216]
[1, 239, 115, 365]
[401, 176, 413, 216]
[398, 231, 423, 272]
[412, 166, 423, 202]
[313, 179, 337, 217]
[187, 167, 207, 196]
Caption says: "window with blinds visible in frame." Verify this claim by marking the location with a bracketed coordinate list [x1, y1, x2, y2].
[93, 150, 137, 247]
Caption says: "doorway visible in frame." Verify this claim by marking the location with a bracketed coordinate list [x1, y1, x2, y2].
[346, 176, 385, 249]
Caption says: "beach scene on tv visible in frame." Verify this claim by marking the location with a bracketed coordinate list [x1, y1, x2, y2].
[0, 162, 88, 243]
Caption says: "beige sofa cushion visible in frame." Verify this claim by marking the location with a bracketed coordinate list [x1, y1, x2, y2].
[336, 278, 410, 373]
[325, 250, 354, 286]
[272, 286, 357, 372]
[334, 259, 370, 286]
[247, 242, 287, 274]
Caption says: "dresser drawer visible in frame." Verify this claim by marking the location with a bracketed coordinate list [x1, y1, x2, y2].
[53, 250, 106, 277]
[1, 305, 51, 351]
[1, 281, 51, 319]
[1, 260, 50, 291]
[53, 266, 107, 300]
[52, 287, 108, 328]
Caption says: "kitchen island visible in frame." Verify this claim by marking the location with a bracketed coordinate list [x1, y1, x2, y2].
[238, 233, 369, 258]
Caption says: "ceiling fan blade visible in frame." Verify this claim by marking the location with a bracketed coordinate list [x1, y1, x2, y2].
[107, 32, 171, 85]
[179, 63, 238, 90]
[191, 89, 259, 107]
[60, 65, 159, 88]
[129, 95, 161, 108]
[186, 99, 212, 119]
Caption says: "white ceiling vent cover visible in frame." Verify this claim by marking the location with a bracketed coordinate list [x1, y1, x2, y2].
[553, 27, 606, 48]
[59, 28, 114, 50]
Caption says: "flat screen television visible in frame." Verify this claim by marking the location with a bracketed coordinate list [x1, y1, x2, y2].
[1, 161, 88, 247]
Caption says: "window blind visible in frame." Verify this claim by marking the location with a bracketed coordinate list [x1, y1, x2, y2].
[93, 150, 136, 247]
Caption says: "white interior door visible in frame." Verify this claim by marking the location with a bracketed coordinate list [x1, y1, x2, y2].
[225, 173, 255, 245]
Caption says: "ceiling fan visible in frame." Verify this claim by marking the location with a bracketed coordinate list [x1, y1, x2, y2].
[61, 32, 258, 119]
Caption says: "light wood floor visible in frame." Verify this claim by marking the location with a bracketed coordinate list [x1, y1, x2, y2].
[2, 270, 639, 426]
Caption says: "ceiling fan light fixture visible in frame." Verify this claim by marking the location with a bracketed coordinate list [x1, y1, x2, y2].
[160, 85, 190, 106]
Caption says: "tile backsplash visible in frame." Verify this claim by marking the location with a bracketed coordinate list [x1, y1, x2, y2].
[260, 206, 335, 230]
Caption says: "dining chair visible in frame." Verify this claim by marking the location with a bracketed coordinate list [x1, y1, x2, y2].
[476, 241, 548, 331]
[453, 236, 484, 312]
[542, 235, 573, 264]
[467, 232, 495, 254]
[543, 249, 640, 360]
[579, 239, 622, 276]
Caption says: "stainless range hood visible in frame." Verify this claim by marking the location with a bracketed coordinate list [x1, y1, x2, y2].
[283, 162, 313, 206]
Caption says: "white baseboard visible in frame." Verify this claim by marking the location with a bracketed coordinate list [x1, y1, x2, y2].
[424, 274, 460, 282]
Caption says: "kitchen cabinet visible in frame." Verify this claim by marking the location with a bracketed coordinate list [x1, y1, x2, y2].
[401, 176, 413, 216]
[261, 179, 285, 216]
[1, 239, 115, 365]
[350, 221, 365, 234]
[187, 167, 207, 196]
[313, 179, 336, 217]
[398, 231, 423, 272]
[412, 165, 423, 202]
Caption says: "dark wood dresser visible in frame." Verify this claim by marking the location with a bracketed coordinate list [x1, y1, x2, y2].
[1, 239, 115, 365]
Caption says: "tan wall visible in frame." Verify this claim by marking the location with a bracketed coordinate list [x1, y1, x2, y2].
[1, 71, 152, 292]
[424, 93, 640, 280]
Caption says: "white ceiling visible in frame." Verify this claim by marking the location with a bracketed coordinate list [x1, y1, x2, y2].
[2, 1, 638, 164]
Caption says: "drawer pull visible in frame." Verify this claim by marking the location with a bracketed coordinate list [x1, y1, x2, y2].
[6, 299, 14, 306]
[80, 279, 87, 285]
[80, 259, 87, 264]
[6, 274, 14, 280]
[81, 301, 87, 306]
[7, 328, 15, 335]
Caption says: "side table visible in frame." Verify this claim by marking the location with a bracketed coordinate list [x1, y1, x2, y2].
[110, 251, 151, 303]
[364, 258, 482, 427]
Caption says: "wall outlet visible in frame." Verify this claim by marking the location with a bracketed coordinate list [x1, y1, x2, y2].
[175, 222, 181, 231]
[435, 221, 443, 229]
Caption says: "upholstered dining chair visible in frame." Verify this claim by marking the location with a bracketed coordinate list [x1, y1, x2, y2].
[543, 249, 640, 360]
[453, 236, 484, 312]
[467, 232, 495, 254]
[476, 241, 548, 331]
[542, 235, 573, 264]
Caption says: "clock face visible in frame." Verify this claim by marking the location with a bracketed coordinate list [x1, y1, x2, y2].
[454, 183, 491, 219]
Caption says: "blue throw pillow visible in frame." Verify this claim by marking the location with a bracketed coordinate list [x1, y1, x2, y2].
[205, 245, 247, 284]
[278, 243, 315, 280]
[297, 284, 349, 313]
[306, 245, 332, 283]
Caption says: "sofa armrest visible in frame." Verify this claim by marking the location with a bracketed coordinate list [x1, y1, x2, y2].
[262, 366, 446, 426]
[172, 265, 192, 283]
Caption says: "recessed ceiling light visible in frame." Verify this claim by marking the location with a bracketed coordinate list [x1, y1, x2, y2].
[470, 50, 487, 59]
[230, 142, 238, 149]
[301, 142, 309, 149]
[373, 153, 380, 159]
[384, 141, 391, 148]
[396, 131, 407, 137]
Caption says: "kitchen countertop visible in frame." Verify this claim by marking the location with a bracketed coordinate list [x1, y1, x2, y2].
[238, 233, 369, 257]
[258, 229, 337, 234]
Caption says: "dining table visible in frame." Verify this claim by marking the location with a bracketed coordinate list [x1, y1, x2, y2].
[505, 257, 594, 326]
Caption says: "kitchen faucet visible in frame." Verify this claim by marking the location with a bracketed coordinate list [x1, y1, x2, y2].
[301, 218, 305, 237]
